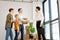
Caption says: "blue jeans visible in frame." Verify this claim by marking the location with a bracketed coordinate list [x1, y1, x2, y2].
[5, 27, 13, 40]
[14, 30, 19, 40]
[20, 24, 24, 40]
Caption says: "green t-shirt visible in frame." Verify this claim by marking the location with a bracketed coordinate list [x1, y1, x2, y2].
[5, 13, 13, 28]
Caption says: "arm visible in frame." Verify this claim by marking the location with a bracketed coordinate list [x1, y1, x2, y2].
[5, 14, 12, 29]
[5, 21, 7, 30]
[19, 18, 23, 22]
[7, 14, 12, 22]
[40, 13, 44, 27]
[17, 26, 20, 32]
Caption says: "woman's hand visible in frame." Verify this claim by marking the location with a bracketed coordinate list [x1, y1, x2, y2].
[17, 26, 20, 33]
[17, 30, 20, 33]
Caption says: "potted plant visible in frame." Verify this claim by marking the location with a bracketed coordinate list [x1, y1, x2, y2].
[29, 22, 35, 39]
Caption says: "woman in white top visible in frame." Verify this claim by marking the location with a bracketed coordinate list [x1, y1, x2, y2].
[34, 6, 46, 40]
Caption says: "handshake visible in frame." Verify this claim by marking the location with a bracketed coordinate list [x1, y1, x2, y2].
[22, 18, 29, 24]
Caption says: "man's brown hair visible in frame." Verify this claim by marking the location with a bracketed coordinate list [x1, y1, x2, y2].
[9, 8, 14, 12]
[18, 8, 22, 12]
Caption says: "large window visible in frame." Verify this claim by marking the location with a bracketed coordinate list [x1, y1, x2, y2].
[51, 0, 58, 20]
[43, 0, 59, 40]
[51, 0, 59, 40]
[44, 0, 49, 22]
[44, 0, 50, 39]
[52, 20, 59, 40]
[45, 23, 50, 39]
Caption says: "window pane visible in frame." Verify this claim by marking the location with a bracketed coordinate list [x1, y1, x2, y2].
[52, 20, 59, 40]
[45, 23, 50, 39]
[44, 0, 49, 22]
[51, 0, 58, 20]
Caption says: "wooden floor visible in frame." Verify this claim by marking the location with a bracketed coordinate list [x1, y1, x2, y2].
[18, 34, 43, 40]
[18, 26, 43, 40]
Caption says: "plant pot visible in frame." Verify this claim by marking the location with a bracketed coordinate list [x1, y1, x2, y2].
[29, 34, 33, 39]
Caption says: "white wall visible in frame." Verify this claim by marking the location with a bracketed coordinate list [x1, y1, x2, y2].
[0, 1, 43, 40]
[0, 1, 33, 40]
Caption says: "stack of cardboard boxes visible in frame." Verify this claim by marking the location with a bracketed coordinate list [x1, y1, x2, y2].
[24, 26, 30, 40]
[24, 26, 38, 40]
[18, 26, 43, 40]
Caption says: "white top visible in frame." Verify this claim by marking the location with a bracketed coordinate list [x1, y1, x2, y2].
[34, 11, 44, 26]
[18, 13, 24, 24]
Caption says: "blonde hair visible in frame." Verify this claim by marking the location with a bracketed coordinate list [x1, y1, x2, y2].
[15, 14, 19, 18]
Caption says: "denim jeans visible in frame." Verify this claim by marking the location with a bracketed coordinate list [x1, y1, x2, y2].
[20, 24, 24, 40]
[5, 27, 13, 40]
[14, 30, 19, 40]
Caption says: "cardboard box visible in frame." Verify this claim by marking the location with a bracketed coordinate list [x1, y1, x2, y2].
[24, 34, 30, 40]
[22, 21, 28, 24]
[26, 26, 30, 34]
[33, 34, 38, 40]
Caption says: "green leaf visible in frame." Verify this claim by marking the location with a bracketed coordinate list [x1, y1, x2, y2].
[30, 28, 35, 33]
[29, 22, 33, 27]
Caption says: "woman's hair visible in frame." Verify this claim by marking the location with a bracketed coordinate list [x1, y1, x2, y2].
[36, 6, 40, 11]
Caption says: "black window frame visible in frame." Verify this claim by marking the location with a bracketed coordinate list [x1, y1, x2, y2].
[42, 0, 59, 40]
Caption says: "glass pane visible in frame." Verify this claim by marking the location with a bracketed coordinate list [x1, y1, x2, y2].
[45, 23, 50, 39]
[44, 0, 49, 22]
[52, 20, 59, 40]
[51, 0, 58, 20]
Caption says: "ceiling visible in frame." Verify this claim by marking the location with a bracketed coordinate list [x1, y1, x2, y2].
[0, 0, 44, 2]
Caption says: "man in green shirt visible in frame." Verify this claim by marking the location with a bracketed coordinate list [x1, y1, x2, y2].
[5, 8, 14, 40]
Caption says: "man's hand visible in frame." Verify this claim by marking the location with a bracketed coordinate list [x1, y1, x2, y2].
[40, 24, 42, 27]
